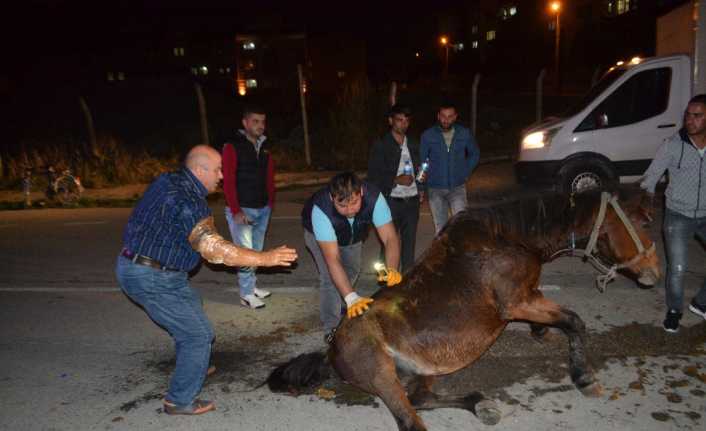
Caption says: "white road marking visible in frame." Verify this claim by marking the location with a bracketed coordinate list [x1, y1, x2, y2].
[0, 287, 120, 292]
[0, 286, 318, 293]
[63, 221, 108, 226]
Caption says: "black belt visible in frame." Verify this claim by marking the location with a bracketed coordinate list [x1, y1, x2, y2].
[389, 195, 418, 202]
[121, 248, 181, 272]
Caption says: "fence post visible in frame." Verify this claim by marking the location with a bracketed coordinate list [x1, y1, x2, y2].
[297, 64, 311, 167]
[591, 66, 602, 87]
[389, 81, 397, 107]
[194, 83, 209, 146]
[79, 96, 97, 153]
[471, 73, 481, 136]
[536, 68, 546, 123]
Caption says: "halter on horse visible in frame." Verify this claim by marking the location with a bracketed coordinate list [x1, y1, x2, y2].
[268, 190, 660, 431]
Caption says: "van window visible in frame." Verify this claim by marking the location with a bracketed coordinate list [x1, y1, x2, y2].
[575, 67, 671, 132]
[563, 67, 627, 118]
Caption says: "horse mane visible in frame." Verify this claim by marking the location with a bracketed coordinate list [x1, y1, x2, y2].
[446, 190, 606, 241]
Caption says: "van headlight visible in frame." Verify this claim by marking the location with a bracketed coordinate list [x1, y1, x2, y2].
[521, 128, 559, 150]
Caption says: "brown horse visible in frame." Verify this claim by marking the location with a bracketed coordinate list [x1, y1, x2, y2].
[268, 190, 660, 430]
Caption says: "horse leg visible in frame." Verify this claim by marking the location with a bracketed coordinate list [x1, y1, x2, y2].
[507, 295, 602, 397]
[530, 323, 548, 341]
[408, 375, 501, 425]
[332, 340, 427, 431]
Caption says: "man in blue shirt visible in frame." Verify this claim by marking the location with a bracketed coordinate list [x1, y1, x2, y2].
[420, 102, 480, 234]
[116, 145, 297, 415]
[302, 172, 401, 342]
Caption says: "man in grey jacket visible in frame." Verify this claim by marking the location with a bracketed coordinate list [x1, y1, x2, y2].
[641, 94, 706, 332]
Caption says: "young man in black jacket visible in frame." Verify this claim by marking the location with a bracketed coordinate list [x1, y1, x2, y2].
[367, 105, 422, 273]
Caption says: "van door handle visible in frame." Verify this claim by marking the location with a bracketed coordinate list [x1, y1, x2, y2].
[657, 124, 676, 128]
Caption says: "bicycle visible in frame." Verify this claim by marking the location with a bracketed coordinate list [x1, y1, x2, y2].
[22, 165, 84, 207]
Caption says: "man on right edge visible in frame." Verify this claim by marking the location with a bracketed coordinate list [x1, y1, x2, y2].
[420, 101, 480, 234]
[641, 94, 706, 333]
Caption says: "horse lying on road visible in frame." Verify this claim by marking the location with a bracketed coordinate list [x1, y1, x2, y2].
[268, 190, 660, 431]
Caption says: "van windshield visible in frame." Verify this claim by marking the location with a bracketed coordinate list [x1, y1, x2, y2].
[562, 67, 628, 118]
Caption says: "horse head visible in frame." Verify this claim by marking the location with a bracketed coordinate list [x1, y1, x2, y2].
[590, 191, 660, 287]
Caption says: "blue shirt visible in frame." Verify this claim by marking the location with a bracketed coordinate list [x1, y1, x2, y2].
[420, 123, 480, 189]
[312, 194, 392, 242]
[122, 168, 212, 271]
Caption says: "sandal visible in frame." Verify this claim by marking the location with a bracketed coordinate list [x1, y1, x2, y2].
[163, 398, 215, 415]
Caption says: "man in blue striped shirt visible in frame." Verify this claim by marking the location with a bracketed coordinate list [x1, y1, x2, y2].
[116, 145, 297, 415]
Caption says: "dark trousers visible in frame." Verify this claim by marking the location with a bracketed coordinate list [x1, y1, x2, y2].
[386, 196, 420, 273]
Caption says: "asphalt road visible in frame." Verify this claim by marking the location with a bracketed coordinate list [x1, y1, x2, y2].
[1, 165, 705, 431]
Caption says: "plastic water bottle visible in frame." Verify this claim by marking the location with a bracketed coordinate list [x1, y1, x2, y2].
[403, 160, 412, 176]
[416, 158, 429, 182]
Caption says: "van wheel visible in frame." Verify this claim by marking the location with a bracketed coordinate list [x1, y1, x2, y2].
[559, 160, 617, 194]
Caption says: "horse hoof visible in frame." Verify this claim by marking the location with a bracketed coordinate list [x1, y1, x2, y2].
[475, 400, 501, 426]
[579, 381, 603, 398]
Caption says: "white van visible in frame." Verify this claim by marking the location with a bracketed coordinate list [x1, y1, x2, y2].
[515, 1, 705, 193]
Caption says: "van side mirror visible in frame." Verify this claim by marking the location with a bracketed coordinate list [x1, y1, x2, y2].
[596, 113, 609, 128]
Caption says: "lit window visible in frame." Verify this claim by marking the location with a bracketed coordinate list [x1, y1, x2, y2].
[510, 6, 517, 16]
[200, 66, 208, 75]
[243, 41, 256, 50]
[237, 80, 246, 96]
[246, 79, 257, 88]
[471, 25, 478, 34]
[117, 72, 125, 81]
[472, 41, 478, 49]
[245, 60, 255, 70]
[219, 67, 225, 74]
[486, 30, 496, 41]
[191, 67, 198, 75]
[337, 71, 346, 78]
[107, 72, 114, 81]
[226, 67, 231, 73]
[617, 0, 626, 15]
[173, 47, 185, 57]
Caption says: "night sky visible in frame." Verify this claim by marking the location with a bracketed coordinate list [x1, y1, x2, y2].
[8, 0, 459, 83]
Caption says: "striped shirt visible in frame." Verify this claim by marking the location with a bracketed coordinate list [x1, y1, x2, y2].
[122, 168, 211, 271]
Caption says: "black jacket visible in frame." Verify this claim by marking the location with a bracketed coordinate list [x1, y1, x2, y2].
[366, 132, 421, 197]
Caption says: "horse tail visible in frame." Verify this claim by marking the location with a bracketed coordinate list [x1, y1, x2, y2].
[266, 351, 331, 393]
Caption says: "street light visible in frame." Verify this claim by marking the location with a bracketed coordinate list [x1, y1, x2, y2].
[550, 1, 561, 93]
[440, 36, 449, 79]
[439, 36, 464, 80]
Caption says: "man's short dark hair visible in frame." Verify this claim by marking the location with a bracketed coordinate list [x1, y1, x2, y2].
[388, 104, 412, 118]
[438, 100, 457, 112]
[329, 172, 363, 203]
[689, 94, 706, 107]
[243, 105, 266, 119]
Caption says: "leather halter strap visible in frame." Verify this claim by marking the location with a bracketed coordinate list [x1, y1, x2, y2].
[551, 192, 656, 292]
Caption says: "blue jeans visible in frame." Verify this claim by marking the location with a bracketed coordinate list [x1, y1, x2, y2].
[428, 185, 468, 234]
[225, 206, 271, 296]
[304, 230, 361, 333]
[663, 208, 706, 311]
[115, 256, 214, 407]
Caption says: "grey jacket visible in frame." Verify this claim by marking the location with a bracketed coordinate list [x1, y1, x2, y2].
[641, 128, 706, 218]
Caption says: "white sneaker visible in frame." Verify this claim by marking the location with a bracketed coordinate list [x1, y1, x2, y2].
[253, 287, 271, 299]
[240, 294, 265, 309]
